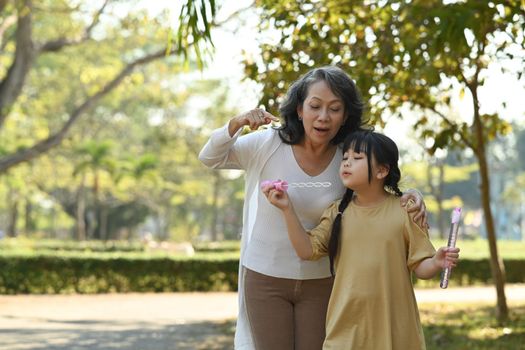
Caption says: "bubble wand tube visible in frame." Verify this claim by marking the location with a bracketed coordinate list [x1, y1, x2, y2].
[440, 207, 462, 289]
[260, 180, 332, 191]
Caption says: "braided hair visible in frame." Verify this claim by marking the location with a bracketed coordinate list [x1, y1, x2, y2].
[327, 129, 403, 276]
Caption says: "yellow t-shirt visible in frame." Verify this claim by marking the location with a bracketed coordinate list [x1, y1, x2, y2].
[308, 194, 436, 350]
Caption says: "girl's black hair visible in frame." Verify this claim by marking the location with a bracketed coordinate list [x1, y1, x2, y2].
[277, 66, 366, 145]
[327, 129, 403, 276]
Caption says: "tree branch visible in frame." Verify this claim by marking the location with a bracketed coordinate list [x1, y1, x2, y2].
[37, 0, 110, 53]
[212, 2, 254, 26]
[430, 106, 475, 150]
[0, 48, 174, 174]
[0, 0, 110, 130]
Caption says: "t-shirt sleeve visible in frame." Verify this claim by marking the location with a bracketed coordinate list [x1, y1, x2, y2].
[404, 201, 436, 271]
[306, 201, 340, 261]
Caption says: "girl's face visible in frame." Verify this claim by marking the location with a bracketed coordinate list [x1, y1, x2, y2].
[339, 149, 371, 191]
[340, 147, 389, 192]
[297, 80, 346, 147]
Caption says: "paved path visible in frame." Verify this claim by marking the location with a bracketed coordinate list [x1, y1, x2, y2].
[1, 285, 524, 350]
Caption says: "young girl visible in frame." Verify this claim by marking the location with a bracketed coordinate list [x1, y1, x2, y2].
[263, 129, 460, 350]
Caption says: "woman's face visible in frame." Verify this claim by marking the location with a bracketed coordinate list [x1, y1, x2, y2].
[297, 80, 346, 147]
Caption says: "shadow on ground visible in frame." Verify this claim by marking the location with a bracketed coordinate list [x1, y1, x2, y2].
[422, 304, 525, 350]
[0, 318, 236, 350]
[3, 303, 524, 349]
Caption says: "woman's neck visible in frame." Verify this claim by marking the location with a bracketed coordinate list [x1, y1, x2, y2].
[296, 139, 335, 157]
[291, 141, 337, 177]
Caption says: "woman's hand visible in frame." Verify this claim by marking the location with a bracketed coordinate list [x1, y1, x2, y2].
[228, 108, 279, 136]
[401, 189, 428, 228]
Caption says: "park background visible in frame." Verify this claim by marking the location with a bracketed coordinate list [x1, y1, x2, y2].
[0, 0, 524, 349]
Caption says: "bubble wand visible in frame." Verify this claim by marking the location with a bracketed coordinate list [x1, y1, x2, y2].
[260, 180, 332, 191]
[440, 207, 462, 289]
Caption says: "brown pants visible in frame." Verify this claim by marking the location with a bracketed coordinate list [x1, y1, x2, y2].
[244, 268, 333, 350]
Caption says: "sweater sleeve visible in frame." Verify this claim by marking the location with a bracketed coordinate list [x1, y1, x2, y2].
[198, 123, 274, 170]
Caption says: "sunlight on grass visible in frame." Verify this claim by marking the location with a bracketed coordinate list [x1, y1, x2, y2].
[420, 301, 525, 349]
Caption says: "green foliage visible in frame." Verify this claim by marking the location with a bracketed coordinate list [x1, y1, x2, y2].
[0, 249, 523, 293]
[414, 258, 525, 288]
[430, 239, 525, 260]
[177, 0, 217, 68]
[245, 0, 524, 149]
[0, 238, 145, 253]
[0, 254, 238, 294]
[193, 240, 241, 253]
[0, 0, 244, 241]
[1, 238, 525, 293]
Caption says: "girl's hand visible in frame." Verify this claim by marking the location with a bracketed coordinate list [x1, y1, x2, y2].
[262, 183, 290, 210]
[233, 108, 279, 131]
[434, 247, 460, 269]
[401, 189, 428, 228]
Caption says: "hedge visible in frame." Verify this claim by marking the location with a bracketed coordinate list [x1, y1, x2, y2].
[0, 256, 523, 294]
[0, 255, 238, 294]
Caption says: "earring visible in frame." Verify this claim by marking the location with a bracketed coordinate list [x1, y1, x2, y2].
[298, 115, 303, 121]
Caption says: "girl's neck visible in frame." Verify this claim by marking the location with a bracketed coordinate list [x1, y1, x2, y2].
[352, 187, 389, 207]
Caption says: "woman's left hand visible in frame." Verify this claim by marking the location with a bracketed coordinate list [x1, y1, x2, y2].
[401, 189, 428, 229]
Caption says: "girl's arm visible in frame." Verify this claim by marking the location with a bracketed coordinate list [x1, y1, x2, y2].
[414, 246, 460, 279]
[281, 205, 314, 260]
[263, 186, 313, 259]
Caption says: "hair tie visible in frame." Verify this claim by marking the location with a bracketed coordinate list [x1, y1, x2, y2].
[337, 211, 343, 216]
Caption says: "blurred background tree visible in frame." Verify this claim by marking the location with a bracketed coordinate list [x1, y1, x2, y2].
[0, 0, 244, 243]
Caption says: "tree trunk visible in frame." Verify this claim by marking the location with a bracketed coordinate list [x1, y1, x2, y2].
[0, 0, 34, 129]
[427, 161, 446, 237]
[25, 197, 34, 234]
[100, 206, 108, 241]
[92, 171, 101, 240]
[437, 163, 445, 238]
[210, 173, 222, 241]
[473, 113, 508, 322]
[7, 193, 19, 237]
[75, 176, 86, 240]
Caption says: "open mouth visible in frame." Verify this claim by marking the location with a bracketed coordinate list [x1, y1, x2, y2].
[314, 127, 330, 133]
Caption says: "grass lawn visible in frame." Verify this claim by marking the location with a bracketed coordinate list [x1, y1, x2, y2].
[421, 301, 525, 349]
[430, 238, 525, 259]
[2, 238, 525, 259]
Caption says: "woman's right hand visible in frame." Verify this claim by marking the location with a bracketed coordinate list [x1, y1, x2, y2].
[228, 108, 279, 136]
